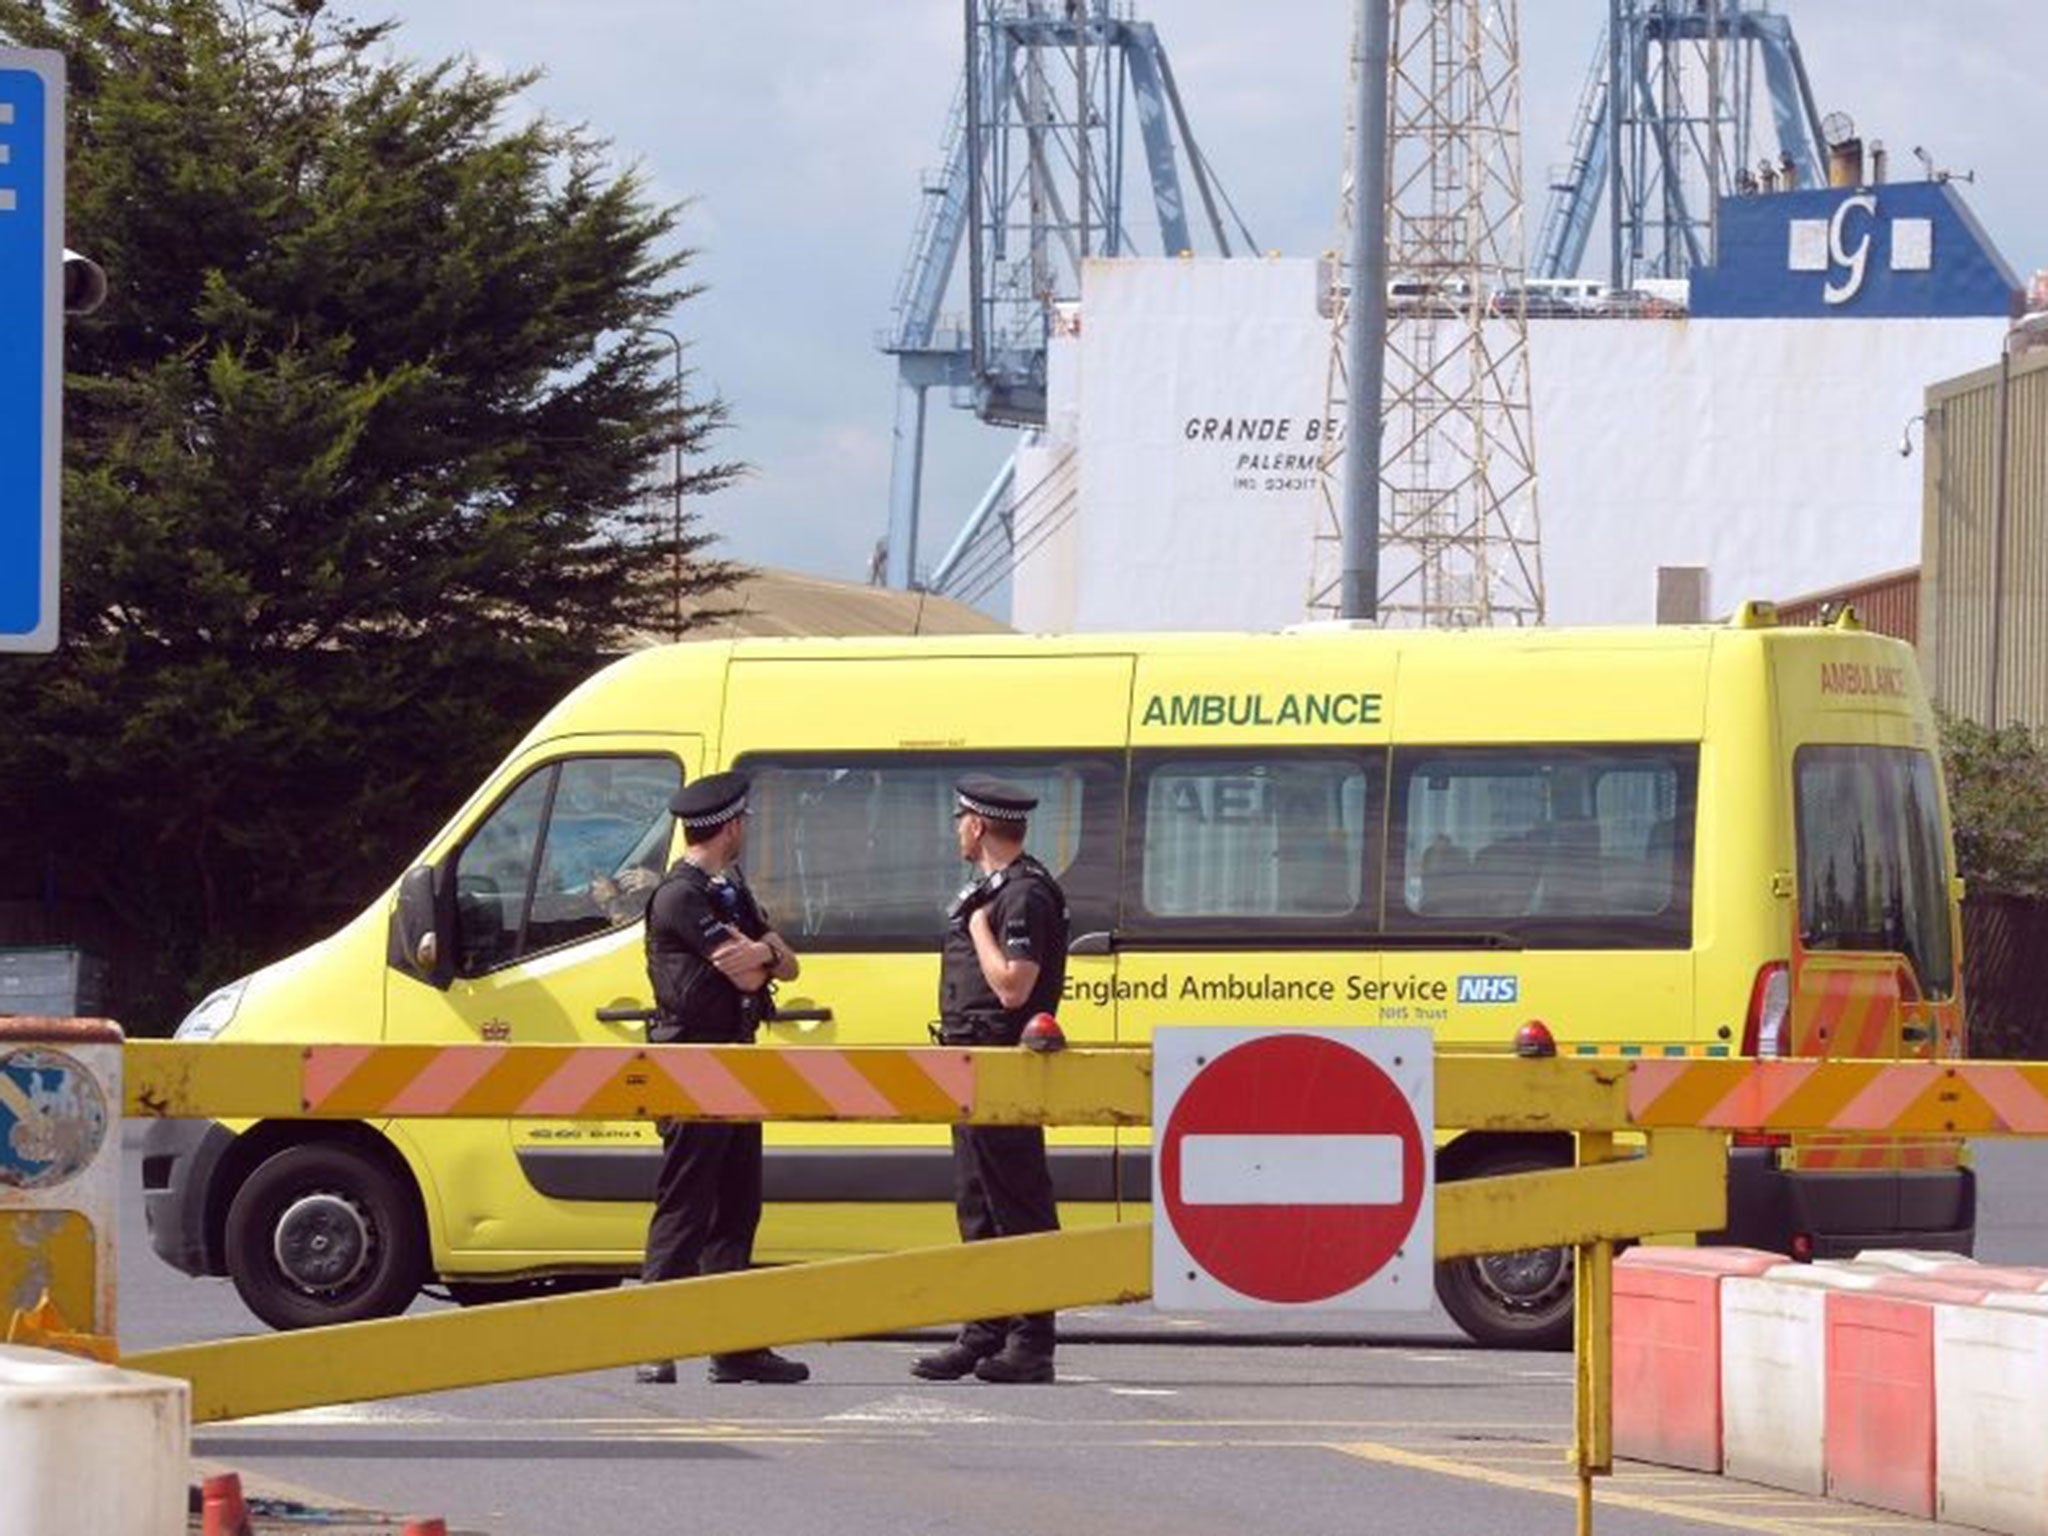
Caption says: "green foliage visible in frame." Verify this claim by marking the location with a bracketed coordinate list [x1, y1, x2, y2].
[0, 0, 739, 1027]
[1939, 712, 2048, 899]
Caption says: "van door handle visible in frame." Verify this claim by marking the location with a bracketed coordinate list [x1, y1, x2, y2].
[771, 1007, 834, 1023]
[595, 1005, 656, 1024]
[1901, 1023, 1934, 1046]
[1068, 931, 1115, 956]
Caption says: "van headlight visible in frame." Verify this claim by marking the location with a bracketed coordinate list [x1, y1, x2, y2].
[175, 978, 249, 1041]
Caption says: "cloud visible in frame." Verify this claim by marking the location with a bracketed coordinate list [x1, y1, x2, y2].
[371, 0, 2047, 597]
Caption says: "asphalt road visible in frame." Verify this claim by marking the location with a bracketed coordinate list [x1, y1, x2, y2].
[121, 1134, 2048, 1536]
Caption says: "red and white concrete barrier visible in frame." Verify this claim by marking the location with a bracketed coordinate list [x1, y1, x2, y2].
[1617, 1247, 2048, 1535]
[1937, 1290, 2048, 1536]
[1613, 1246, 1780, 1472]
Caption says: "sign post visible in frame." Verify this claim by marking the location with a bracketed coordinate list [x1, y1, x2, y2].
[0, 1017, 120, 1348]
[1152, 1027, 1433, 1311]
[0, 49, 63, 654]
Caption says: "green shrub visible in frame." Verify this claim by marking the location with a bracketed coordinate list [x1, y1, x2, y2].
[1940, 712, 2048, 898]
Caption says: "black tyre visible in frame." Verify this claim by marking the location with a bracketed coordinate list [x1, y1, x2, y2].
[224, 1142, 427, 1330]
[1434, 1145, 1576, 1350]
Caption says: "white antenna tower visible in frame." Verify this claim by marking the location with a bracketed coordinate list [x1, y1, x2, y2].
[1309, 0, 1545, 626]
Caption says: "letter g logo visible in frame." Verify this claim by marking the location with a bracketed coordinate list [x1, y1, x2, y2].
[1824, 194, 1877, 306]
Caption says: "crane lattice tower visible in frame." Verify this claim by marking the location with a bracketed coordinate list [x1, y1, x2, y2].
[1309, 0, 1545, 626]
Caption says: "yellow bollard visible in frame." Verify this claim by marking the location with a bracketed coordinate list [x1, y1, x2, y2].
[0, 1018, 122, 1353]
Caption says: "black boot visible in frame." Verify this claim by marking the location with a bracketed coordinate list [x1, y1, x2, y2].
[973, 1346, 1054, 1384]
[910, 1340, 993, 1381]
[634, 1360, 676, 1385]
[708, 1348, 810, 1384]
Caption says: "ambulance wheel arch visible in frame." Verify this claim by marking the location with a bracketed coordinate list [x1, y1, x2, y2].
[209, 1120, 432, 1330]
[1432, 1132, 1576, 1350]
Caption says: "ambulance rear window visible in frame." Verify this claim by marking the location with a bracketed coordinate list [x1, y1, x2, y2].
[1794, 746, 1955, 998]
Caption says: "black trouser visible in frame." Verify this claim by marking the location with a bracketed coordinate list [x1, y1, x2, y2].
[641, 1120, 764, 1286]
[950, 1123, 1060, 1358]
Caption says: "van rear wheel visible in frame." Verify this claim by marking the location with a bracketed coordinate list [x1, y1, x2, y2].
[225, 1142, 427, 1330]
[1434, 1146, 1576, 1350]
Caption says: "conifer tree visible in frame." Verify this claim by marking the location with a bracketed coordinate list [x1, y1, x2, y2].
[0, 0, 739, 1024]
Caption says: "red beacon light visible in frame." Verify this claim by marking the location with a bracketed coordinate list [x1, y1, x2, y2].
[1514, 1019, 1558, 1059]
[1021, 1012, 1067, 1053]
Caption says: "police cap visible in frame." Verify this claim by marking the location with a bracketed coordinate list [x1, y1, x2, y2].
[955, 776, 1037, 822]
[670, 771, 751, 830]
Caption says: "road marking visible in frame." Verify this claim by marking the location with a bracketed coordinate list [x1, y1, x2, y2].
[233, 1403, 447, 1427]
[584, 1424, 836, 1443]
[823, 1395, 1027, 1425]
[1105, 1387, 1177, 1397]
[1331, 1440, 1858, 1536]
[336, 1412, 1567, 1446]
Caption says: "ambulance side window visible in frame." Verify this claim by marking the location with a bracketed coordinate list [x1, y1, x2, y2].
[449, 754, 682, 975]
[1126, 751, 1382, 935]
[738, 753, 1120, 949]
[1386, 745, 1696, 947]
[452, 770, 552, 974]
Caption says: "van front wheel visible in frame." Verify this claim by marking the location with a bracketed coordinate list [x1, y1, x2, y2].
[1433, 1146, 1576, 1350]
[225, 1143, 427, 1330]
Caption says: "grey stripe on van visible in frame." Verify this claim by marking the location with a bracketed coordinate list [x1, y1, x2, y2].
[514, 1146, 1153, 1204]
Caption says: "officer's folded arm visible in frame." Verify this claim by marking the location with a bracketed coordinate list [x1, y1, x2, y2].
[967, 908, 1039, 1010]
[709, 934, 774, 994]
[759, 930, 800, 982]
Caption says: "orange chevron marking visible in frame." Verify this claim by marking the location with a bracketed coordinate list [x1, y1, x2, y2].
[1852, 973, 1896, 1058]
[302, 1044, 983, 1122]
[1630, 1060, 2048, 1135]
[1794, 968, 1853, 1056]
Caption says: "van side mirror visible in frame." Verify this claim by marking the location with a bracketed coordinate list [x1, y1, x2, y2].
[389, 865, 453, 989]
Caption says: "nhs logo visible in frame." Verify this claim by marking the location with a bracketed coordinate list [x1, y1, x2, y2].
[1456, 974, 1519, 1005]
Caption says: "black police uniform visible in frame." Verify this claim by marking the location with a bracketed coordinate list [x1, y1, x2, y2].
[641, 858, 772, 1282]
[920, 777, 1069, 1380]
[637, 772, 807, 1385]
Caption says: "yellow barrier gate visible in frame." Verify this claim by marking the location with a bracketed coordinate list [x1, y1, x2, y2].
[29, 1038, 2048, 1532]
[106, 1040, 1731, 1535]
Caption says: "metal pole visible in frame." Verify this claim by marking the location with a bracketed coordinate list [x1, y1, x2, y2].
[630, 326, 687, 640]
[1340, 0, 1392, 622]
[1990, 341, 2012, 728]
[887, 383, 931, 589]
[1608, 0, 1625, 290]
[1574, 1130, 1619, 1536]
[1076, 0, 1090, 261]
[1706, 0, 1722, 268]
[964, 0, 986, 379]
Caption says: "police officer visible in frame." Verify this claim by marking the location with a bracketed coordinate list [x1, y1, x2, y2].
[635, 771, 809, 1386]
[912, 776, 1069, 1385]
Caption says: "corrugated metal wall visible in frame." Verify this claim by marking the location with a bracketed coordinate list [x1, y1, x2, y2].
[1776, 568, 1919, 643]
[1922, 346, 2048, 728]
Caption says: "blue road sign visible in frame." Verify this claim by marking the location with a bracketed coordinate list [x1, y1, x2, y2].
[0, 1045, 109, 1191]
[0, 50, 63, 654]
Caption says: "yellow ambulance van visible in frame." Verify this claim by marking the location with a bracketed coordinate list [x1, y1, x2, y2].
[143, 605, 1971, 1347]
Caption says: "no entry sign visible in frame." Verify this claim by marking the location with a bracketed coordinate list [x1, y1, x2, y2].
[1152, 1027, 1433, 1310]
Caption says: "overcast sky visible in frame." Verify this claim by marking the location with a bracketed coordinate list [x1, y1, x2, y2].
[375, 2, 2047, 588]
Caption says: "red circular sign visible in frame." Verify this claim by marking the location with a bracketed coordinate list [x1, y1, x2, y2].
[1160, 1033, 1426, 1304]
